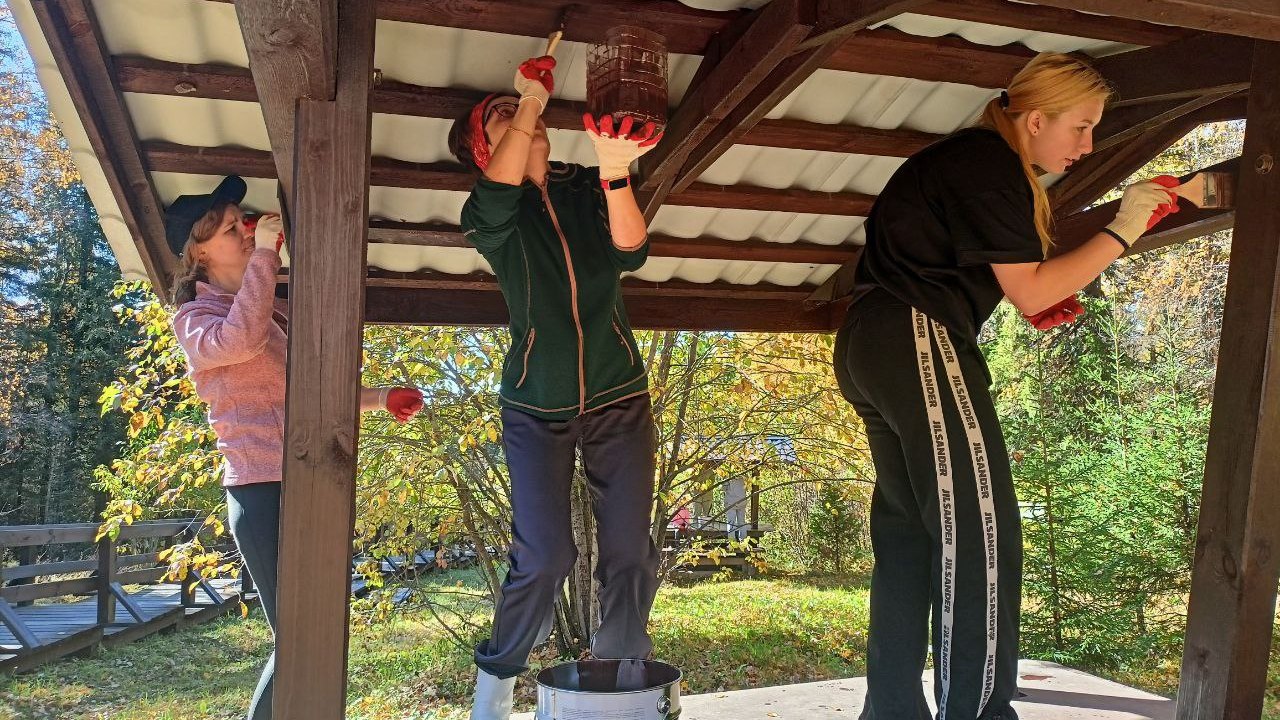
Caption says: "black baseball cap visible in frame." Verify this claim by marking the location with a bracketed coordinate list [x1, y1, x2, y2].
[163, 175, 247, 256]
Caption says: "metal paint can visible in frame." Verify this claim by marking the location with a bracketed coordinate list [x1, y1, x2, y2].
[535, 659, 682, 720]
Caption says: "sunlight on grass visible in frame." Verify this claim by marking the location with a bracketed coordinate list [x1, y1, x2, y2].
[6, 575, 1279, 720]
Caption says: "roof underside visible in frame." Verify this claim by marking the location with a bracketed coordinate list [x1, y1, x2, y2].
[9, 0, 1254, 330]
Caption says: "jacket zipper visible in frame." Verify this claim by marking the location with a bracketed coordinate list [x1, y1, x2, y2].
[611, 316, 634, 367]
[539, 182, 586, 414]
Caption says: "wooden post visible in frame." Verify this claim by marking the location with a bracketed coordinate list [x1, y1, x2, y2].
[14, 546, 35, 607]
[273, 2, 374, 718]
[1176, 39, 1280, 720]
[96, 534, 115, 626]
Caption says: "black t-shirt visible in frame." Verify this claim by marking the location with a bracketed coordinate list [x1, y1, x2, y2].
[853, 127, 1044, 341]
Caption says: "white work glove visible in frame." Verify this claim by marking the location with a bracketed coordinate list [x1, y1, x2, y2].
[513, 56, 555, 115]
[1104, 180, 1177, 248]
[583, 114, 664, 182]
[253, 214, 285, 253]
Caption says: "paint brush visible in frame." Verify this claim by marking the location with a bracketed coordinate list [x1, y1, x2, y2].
[1172, 171, 1235, 209]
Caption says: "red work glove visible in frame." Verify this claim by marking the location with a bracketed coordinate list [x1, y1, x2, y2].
[1146, 175, 1182, 230]
[583, 114, 663, 181]
[1023, 295, 1085, 331]
[244, 214, 285, 253]
[381, 387, 425, 423]
[515, 55, 556, 113]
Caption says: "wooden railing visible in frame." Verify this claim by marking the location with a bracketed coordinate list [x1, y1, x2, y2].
[0, 519, 247, 670]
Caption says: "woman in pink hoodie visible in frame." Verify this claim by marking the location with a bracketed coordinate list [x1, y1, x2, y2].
[164, 175, 424, 720]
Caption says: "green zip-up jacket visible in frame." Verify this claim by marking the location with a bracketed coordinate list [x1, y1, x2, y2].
[460, 162, 649, 421]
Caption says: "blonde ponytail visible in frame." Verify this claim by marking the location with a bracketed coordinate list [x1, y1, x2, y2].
[977, 53, 1112, 254]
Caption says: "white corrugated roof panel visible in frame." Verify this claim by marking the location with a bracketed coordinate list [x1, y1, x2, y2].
[14, 0, 1146, 288]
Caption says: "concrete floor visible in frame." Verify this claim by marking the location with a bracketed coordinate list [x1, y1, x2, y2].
[514, 659, 1174, 719]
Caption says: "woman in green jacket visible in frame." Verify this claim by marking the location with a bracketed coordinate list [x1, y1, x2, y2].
[447, 55, 663, 720]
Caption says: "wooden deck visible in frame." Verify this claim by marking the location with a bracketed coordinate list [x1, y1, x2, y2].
[0, 578, 244, 673]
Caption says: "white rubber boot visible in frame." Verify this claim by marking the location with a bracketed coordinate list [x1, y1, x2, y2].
[470, 669, 517, 720]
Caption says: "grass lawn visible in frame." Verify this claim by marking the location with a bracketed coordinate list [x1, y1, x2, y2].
[4, 571, 1279, 719]
[0, 572, 869, 720]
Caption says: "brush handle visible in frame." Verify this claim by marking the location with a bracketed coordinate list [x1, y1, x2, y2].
[1172, 173, 1206, 206]
[545, 30, 563, 58]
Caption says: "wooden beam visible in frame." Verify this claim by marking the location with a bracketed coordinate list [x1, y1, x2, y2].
[739, 118, 940, 157]
[207, 0, 1043, 88]
[670, 182, 875, 215]
[363, 285, 835, 332]
[30, 0, 176, 300]
[115, 57, 940, 159]
[1024, 1, 1280, 42]
[141, 142, 877, 216]
[797, 1, 934, 51]
[274, 2, 373, 718]
[367, 222, 857, 265]
[1091, 94, 1249, 156]
[667, 2, 930, 196]
[916, 0, 1196, 46]
[636, 0, 818, 192]
[233, 0, 338, 213]
[1129, 208, 1234, 255]
[825, 27, 1035, 88]
[367, 0, 740, 56]
[364, 271, 813, 300]
[1093, 33, 1255, 107]
[1051, 156, 1242, 254]
[1176, 40, 1280, 720]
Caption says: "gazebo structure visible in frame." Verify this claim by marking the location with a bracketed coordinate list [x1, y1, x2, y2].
[8, 0, 1279, 717]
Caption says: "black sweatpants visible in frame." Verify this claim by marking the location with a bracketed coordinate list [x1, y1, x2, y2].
[834, 291, 1021, 720]
[474, 394, 660, 678]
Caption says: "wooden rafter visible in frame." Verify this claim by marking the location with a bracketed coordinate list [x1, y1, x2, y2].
[205, 0, 1052, 88]
[641, 0, 928, 219]
[1024, 0, 1280, 42]
[30, 0, 176, 300]
[824, 26, 1033, 87]
[666, 3, 934, 199]
[141, 141, 877, 216]
[233, 0, 338, 213]
[1094, 33, 1255, 107]
[365, 221, 857, 265]
[636, 0, 817, 193]
[115, 55, 947, 161]
[362, 281, 834, 332]
[114, 57, 943, 159]
[916, 0, 1196, 46]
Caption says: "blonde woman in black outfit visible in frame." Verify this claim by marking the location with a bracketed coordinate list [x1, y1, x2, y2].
[834, 53, 1178, 720]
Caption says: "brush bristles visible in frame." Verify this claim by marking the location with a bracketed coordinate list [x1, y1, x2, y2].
[1201, 172, 1234, 209]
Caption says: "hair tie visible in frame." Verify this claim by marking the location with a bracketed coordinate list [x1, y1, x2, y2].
[999, 90, 1010, 109]
[468, 93, 499, 171]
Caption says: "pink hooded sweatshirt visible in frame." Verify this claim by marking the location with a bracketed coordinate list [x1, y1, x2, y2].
[172, 249, 289, 487]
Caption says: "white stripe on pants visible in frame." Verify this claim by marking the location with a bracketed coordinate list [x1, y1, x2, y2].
[911, 308, 999, 718]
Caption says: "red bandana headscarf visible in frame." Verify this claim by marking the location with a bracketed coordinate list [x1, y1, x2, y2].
[468, 93, 499, 172]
